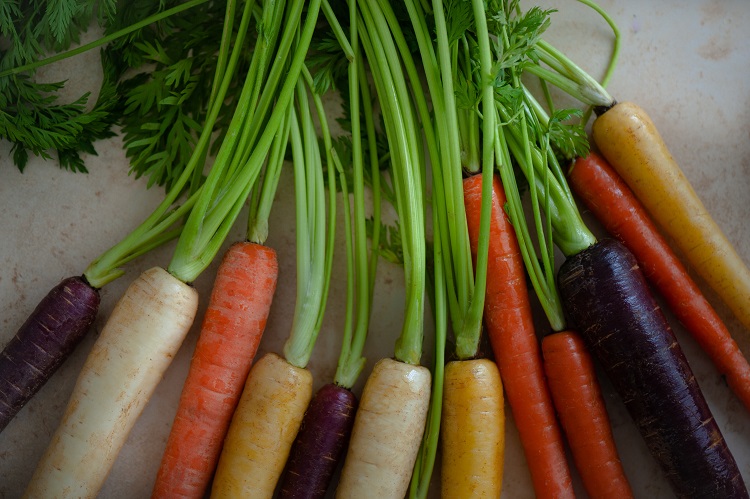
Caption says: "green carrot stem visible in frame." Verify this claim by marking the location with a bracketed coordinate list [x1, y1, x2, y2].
[83, 0, 255, 288]
[168, 0, 321, 283]
[358, 0, 426, 365]
[409, 222, 447, 499]
[335, 4, 374, 388]
[282, 77, 331, 368]
[245, 101, 293, 244]
[453, 0, 496, 360]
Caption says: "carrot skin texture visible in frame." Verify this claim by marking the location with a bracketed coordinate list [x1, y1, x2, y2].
[0, 276, 99, 432]
[569, 152, 750, 412]
[542, 330, 633, 499]
[463, 174, 574, 498]
[278, 383, 358, 499]
[440, 359, 504, 499]
[335, 358, 431, 499]
[24, 267, 198, 499]
[152, 242, 278, 499]
[210, 352, 313, 498]
[592, 101, 750, 334]
[558, 239, 748, 499]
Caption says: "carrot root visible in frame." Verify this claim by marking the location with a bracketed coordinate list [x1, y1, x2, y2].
[559, 239, 748, 499]
[592, 101, 750, 335]
[210, 352, 313, 498]
[440, 358, 504, 499]
[335, 358, 431, 499]
[569, 152, 750, 412]
[24, 267, 198, 499]
[542, 330, 633, 499]
[278, 383, 358, 499]
[0, 276, 99, 432]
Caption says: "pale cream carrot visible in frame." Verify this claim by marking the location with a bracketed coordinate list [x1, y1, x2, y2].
[24, 267, 198, 499]
[335, 358, 431, 499]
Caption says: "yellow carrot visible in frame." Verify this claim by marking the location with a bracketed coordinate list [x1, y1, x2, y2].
[335, 358, 431, 499]
[440, 359, 504, 498]
[210, 352, 313, 498]
[592, 101, 750, 333]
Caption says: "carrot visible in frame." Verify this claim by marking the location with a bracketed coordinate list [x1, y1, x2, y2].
[24, 267, 199, 498]
[464, 173, 574, 498]
[569, 151, 750, 412]
[334, 2, 431, 496]
[440, 359, 504, 498]
[487, 17, 748, 491]
[151, 242, 278, 498]
[210, 352, 313, 497]
[559, 239, 748, 498]
[335, 358, 432, 498]
[592, 101, 750, 334]
[0, 277, 99, 433]
[542, 331, 633, 499]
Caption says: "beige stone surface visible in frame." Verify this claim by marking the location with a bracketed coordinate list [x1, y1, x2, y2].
[1, 1, 749, 497]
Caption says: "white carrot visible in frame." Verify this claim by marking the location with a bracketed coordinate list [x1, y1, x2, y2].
[210, 352, 313, 498]
[23, 267, 198, 499]
[335, 358, 431, 498]
[332, 3, 431, 497]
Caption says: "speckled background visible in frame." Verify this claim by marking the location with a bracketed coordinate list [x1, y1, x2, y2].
[1, 1, 749, 497]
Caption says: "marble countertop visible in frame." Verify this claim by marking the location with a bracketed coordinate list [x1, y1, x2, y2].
[1, 0, 749, 497]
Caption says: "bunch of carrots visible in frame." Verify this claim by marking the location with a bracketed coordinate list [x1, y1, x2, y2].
[2, 0, 750, 497]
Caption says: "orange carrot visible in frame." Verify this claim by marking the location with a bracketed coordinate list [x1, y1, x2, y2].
[569, 152, 750, 412]
[151, 242, 278, 498]
[463, 174, 574, 498]
[542, 330, 633, 499]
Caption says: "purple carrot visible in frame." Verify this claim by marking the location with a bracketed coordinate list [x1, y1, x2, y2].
[558, 238, 747, 499]
[278, 383, 358, 499]
[0, 276, 99, 432]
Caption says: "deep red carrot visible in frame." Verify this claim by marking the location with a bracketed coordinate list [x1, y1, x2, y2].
[0, 276, 99, 432]
[463, 174, 574, 498]
[542, 330, 633, 499]
[569, 151, 750, 412]
[151, 242, 278, 498]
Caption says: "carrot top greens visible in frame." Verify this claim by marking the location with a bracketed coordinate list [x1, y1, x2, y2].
[82, 0, 252, 288]
[357, 0, 427, 367]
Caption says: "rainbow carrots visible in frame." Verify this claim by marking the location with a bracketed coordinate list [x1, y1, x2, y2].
[569, 151, 750, 412]
[394, 0, 505, 496]
[24, 268, 199, 498]
[542, 331, 633, 499]
[592, 101, 750, 334]
[151, 243, 278, 498]
[464, 174, 573, 498]
[210, 32, 331, 493]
